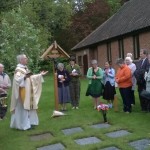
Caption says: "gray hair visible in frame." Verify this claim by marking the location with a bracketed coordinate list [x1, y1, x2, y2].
[17, 54, 26, 63]
[0, 63, 4, 68]
[57, 63, 64, 69]
[116, 58, 125, 65]
[91, 59, 97, 65]
[125, 57, 133, 63]
[127, 53, 132, 58]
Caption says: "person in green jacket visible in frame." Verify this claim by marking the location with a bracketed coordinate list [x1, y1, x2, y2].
[86, 59, 103, 109]
[66, 57, 81, 109]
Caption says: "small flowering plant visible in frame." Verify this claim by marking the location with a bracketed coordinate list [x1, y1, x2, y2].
[97, 103, 109, 111]
[97, 103, 109, 123]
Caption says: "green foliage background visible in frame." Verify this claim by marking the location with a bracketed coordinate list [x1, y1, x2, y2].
[0, 0, 126, 74]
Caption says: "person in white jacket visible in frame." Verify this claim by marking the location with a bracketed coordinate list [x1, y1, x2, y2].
[10, 54, 47, 130]
[0, 63, 11, 120]
[0, 63, 11, 94]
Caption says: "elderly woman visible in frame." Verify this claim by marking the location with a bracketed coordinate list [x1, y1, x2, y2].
[57, 63, 70, 111]
[115, 58, 132, 113]
[86, 60, 103, 109]
[125, 57, 136, 105]
[126, 53, 133, 59]
[0, 64, 11, 94]
[0, 63, 11, 120]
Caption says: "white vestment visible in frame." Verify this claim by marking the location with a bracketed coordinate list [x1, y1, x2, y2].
[10, 64, 43, 130]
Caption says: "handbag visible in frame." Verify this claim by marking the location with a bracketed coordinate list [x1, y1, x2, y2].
[140, 90, 150, 100]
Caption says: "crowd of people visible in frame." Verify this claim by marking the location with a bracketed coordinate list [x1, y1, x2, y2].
[0, 48, 150, 130]
[86, 49, 150, 113]
[57, 49, 150, 114]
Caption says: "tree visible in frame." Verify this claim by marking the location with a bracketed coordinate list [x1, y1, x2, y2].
[73, 0, 93, 12]
[55, 0, 110, 51]
[21, 0, 73, 44]
[107, 0, 121, 15]
[0, 8, 42, 74]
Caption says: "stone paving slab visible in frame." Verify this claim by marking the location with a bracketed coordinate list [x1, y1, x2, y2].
[129, 139, 150, 150]
[74, 136, 101, 145]
[30, 132, 53, 141]
[62, 127, 83, 135]
[37, 143, 65, 150]
[100, 146, 120, 150]
[90, 123, 111, 129]
[105, 130, 131, 138]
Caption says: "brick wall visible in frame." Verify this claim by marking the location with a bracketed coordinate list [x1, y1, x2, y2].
[139, 31, 150, 52]
[111, 41, 119, 70]
[124, 36, 134, 56]
[74, 30, 150, 75]
[97, 44, 107, 68]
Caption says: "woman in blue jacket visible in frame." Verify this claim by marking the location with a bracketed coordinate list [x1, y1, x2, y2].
[103, 61, 116, 108]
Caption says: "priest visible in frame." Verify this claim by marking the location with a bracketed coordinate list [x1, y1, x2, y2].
[10, 54, 48, 130]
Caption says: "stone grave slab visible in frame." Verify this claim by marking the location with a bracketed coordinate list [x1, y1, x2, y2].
[100, 146, 120, 150]
[129, 139, 150, 150]
[91, 123, 111, 129]
[30, 132, 53, 141]
[62, 127, 83, 135]
[37, 143, 65, 150]
[74, 136, 101, 145]
[105, 130, 131, 138]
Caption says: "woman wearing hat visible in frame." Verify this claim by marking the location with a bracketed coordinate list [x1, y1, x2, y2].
[66, 57, 81, 109]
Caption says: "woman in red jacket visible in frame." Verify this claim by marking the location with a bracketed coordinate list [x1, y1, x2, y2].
[115, 58, 132, 113]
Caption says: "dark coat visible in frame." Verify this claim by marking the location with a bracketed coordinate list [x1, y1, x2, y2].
[134, 58, 150, 91]
[57, 69, 70, 88]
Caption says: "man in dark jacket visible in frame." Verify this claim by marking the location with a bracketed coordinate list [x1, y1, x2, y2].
[134, 49, 150, 111]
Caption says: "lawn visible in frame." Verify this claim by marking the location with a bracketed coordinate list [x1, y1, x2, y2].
[0, 75, 150, 150]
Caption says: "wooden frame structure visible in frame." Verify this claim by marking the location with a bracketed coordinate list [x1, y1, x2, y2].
[41, 41, 70, 110]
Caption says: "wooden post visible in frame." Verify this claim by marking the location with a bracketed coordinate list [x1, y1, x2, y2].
[53, 61, 59, 110]
[40, 41, 70, 111]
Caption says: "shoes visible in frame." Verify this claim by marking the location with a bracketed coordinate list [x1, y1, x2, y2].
[125, 111, 130, 114]
[72, 106, 79, 109]
[108, 103, 113, 108]
[72, 107, 75, 109]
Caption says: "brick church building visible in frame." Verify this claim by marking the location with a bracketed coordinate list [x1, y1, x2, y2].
[72, 0, 150, 75]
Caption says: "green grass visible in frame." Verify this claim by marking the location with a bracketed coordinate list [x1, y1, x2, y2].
[0, 76, 150, 150]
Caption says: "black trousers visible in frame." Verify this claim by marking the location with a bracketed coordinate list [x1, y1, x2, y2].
[138, 83, 148, 111]
[138, 92, 149, 111]
[131, 90, 135, 105]
[119, 87, 132, 112]
[0, 105, 7, 119]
